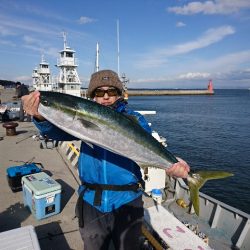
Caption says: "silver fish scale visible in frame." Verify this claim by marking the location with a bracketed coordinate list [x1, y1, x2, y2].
[38, 97, 175, 170]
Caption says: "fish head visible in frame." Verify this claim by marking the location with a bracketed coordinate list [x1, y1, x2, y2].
[39, 91, 78, 111]
[40, 91, 53, 107]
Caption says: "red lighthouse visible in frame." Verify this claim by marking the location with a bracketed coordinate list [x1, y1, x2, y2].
[207, 79, 214, 93]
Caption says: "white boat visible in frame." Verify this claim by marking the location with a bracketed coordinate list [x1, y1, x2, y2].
[0, 88, 249, 249]
[58, 111, 250, 250]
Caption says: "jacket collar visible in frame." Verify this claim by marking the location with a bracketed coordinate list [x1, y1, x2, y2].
[110, 98, 128, 112]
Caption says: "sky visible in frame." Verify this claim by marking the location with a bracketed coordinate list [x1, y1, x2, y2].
[0, 0, 250, 89]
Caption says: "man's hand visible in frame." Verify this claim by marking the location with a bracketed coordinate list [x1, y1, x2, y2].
[166, 157, 190, 178]
[21, 91, 45, 121]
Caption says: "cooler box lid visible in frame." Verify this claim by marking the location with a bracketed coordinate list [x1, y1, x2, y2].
[22, 172, 61, 196]
[7, 163, 41, 177]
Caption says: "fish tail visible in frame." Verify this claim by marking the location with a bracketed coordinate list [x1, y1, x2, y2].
[187, 171, 234, 216]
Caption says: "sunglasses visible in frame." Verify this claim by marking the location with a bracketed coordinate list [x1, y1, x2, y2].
[94, 88, 119, 97]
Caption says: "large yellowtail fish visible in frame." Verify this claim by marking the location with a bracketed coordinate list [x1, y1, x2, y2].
[38, 91, 233, 216]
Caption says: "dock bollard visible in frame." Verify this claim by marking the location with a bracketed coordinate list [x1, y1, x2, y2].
[2, 122, 19, 136]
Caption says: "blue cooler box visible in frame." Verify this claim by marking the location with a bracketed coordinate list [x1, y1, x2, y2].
[22, 172, 62, 220]
[6, 163, 41, 192]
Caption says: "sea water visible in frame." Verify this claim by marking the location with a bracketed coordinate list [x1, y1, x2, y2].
[128, 89, 250, 214]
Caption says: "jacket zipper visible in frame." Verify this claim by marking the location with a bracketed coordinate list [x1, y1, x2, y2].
[103, 150, 108, 211]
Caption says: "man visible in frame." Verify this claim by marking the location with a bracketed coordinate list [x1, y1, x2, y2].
[22, 70, 190, 250]
[16, 82, 31, 122]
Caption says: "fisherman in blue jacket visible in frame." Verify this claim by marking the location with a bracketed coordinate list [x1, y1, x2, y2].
[22, 69, 190, 250]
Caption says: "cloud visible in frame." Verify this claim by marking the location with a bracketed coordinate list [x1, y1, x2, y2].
[132, 76, 171, 84]
[23, 35, 41, 45]
[0, 39, 16, 47]
[175, 25, 233, 54]
[214, 69, 250, 81]
[23, 5, 70, 23]
[21, 35, 58, 58]
[13, 75, 32, 82]
[130, 67, 250, 88]
[161, 26, 235, 56]
[135, 26, 235, 68]
[170, 51, 250, 84]
[23, 44, 58, 58]
[135, 57, 169, 68]
[0, 25, 16, 36]
[168, 0, 250, 15]
[78, 16, 96, 24]
[176, 21, 186, 27]
[178, 72, 211, 80]
[0, 1, 70, 23]
[200, 50, 250, 71]
[0, 16, 59, 36]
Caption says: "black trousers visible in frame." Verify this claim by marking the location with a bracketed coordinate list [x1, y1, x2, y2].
[78, 196, 144, 250]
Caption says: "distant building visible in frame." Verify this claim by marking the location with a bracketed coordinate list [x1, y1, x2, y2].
[32, 33, 81, 97]
[32, 55, 52, 91]
[55, 33, 81, 97]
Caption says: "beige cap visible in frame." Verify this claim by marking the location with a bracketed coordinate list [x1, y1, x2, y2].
[87, 70, 123, 98]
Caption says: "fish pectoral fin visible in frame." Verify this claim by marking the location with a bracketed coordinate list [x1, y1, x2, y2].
[77, 118, 101, 131]
[187, 170, 234, 216]
[123, 113, 140, 124]
[84, 141, 94, 149]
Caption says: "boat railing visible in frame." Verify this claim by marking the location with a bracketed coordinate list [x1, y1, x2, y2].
[169, 176, 250, 249]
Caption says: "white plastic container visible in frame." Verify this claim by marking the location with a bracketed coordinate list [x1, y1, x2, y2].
[0, 225, 40, 250]
[151, 188, 162, 204]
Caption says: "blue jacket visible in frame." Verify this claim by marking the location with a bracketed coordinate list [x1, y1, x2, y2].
[34, 99, 151, 212]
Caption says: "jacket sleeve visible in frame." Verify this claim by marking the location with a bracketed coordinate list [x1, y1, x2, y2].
[137, 114, 152, 133]
[33, 118, 79, 141]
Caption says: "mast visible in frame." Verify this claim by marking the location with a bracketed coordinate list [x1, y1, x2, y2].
[116, 19, 129, 100]
[63, 31, 67, 50]
[95, 42, 99, 72]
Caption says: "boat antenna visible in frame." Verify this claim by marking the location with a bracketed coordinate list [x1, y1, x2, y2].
[117, 19, 120, 77]
[63, 31, 67, 50]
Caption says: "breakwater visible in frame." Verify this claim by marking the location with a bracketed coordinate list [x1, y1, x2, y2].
[126, 80, 214, 96]
[127, 89, 214, 96]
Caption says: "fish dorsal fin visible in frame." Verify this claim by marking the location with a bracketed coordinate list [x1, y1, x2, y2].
[77, 118, 101, 131]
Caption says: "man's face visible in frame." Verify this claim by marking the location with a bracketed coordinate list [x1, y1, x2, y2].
[93, 86, 120, 106]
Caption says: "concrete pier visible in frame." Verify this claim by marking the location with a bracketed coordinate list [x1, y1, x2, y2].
[0, 88, 83, 249]
[0, 121, 84, 250]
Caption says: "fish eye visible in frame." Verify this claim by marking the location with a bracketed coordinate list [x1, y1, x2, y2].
[41, 100, 49, 106]
[192, 173, 199, 179]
